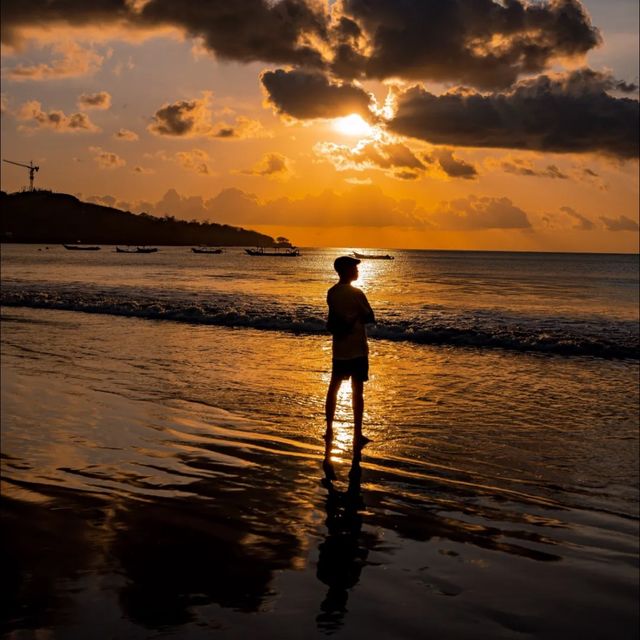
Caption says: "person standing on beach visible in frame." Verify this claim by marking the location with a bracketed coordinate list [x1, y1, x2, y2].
[325, 256, 375, 447]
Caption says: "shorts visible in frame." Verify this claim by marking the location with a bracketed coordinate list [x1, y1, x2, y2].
[332, 356, 369, 382]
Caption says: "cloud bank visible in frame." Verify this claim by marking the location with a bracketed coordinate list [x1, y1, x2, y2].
[16, 100, 99, 133]
[148, 93, 268, 139]
[106, 185, 547, 232]
[2, 1, 636, 160]
[388, 70, 639, 158]
[2, 0, 603, 90]
[330, 0, 601, 88]
[261, 68, 372, 120]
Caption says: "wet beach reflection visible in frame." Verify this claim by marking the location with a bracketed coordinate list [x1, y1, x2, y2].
[2, 309, 638, 638]
[316, 440, 374, 633]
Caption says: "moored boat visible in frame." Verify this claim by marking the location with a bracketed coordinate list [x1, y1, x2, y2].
[116, 246, 158, 253]
[245, 246, 300, 257]
[63, 244, 101, 251]
[192, 247, 223, 254]
[352, 251, 394, 260]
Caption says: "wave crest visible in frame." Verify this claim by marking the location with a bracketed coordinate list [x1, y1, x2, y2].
[1, 286, 637, 360]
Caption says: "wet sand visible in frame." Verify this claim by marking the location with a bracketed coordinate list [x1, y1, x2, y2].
[2, 307, 639, 639]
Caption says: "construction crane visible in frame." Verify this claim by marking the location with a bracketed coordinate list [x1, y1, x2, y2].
[3, 159, 40, 191]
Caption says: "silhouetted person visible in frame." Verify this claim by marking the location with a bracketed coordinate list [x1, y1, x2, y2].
[316, 441, 367, 632]
[325, 256, 375, 447]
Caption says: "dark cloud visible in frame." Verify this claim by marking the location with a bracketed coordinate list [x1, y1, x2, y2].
[501, 161, 568, 179]
[148, 94, 268, 139]
[241, 152, 292, 179]
[599, 215, 639, 231]
[148, 98, 205, 136]
[333, 0, 601, 88]
[261, 68, 371, 119]
[377, 143, 425, 170]
[139, 0, 328, 67]
[560, 205, 594, 230]
[424, 149, 477, 179]
[2, 0, 327, 69]
[393, 169, 421, 181]
[542, 165, 568, 179]
[389, 70, 640, 158]
[213, 127, 235, 139]
[347, 140, 424, 170]
[614, 80, 639, 93]
[1, 0, 614, 95]
[1, 0, 130, 46]
[78, 91, 111, 110]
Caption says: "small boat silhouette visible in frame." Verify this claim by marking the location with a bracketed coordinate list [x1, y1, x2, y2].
[116, 246, 158, 253]
[245, 245, 300, 257]
[352, 251, 394, 260]
[192, 247, 223, 254]
[63, 243, 101, 251]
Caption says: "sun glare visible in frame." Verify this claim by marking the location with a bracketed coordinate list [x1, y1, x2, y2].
[333, 114, 373, 137]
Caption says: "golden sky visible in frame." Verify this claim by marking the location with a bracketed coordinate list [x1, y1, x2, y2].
[1, 0, 638, 251]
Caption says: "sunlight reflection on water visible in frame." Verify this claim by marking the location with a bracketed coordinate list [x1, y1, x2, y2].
[1, 306, 638, 639]
[1, 245, 639, 639]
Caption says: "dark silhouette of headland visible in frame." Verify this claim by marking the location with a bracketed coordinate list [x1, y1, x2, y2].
[0, 190, 274, 246]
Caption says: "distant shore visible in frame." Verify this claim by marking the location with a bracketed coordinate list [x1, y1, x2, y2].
[0, 190, 274, 246]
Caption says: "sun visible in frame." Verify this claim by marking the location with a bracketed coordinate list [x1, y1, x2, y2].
[333, 113, 373, 137]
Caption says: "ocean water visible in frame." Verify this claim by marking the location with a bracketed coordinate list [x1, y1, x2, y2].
[1, 244, 638, 639]
[2, 245, 638, 358]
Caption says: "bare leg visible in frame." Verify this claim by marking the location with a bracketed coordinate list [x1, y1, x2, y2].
[325, 375, 342, 439]
[351, 378, 366, 444]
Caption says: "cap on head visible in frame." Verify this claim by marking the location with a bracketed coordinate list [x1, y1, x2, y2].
[334, 255, 361, 274]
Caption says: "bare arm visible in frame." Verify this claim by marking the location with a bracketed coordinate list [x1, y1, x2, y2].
[361, 292, 375, 324]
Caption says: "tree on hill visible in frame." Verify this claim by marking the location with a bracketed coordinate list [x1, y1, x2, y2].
[0, 190, 275, 246]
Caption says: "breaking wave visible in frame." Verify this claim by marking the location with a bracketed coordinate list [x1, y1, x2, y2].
[1, 285, 638, 360]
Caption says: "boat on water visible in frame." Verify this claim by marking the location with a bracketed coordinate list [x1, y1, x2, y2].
[116, 246, 158, 253]
[63, 244, 101, 251]
[192, 247, 223, 254]
[245, 246, 300, 257]
[352, 251, 394, 260]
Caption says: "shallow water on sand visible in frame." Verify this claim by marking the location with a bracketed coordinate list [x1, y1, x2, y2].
[2, 306, 638, 639]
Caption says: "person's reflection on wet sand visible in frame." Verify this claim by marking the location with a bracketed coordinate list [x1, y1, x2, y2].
[316, 439, 369, 633]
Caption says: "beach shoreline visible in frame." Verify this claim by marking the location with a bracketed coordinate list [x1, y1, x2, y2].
[2, 305, 638, 638]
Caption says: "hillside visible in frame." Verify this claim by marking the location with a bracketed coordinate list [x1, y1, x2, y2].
[0, 190, 274, 246]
